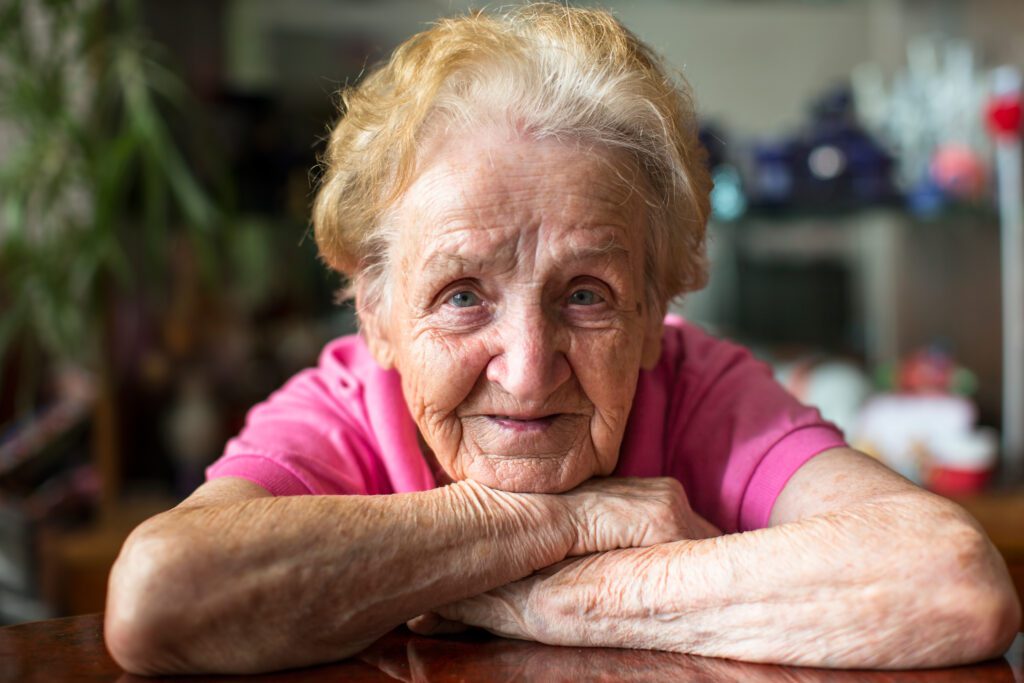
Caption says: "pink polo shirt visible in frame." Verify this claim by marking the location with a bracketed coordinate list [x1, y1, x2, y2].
[206, 316, 845, 532]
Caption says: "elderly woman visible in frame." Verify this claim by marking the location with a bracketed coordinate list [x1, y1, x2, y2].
[105, 4, 1020, 675]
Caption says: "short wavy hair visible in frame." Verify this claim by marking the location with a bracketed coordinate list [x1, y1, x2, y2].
[312, 2, 711, 316]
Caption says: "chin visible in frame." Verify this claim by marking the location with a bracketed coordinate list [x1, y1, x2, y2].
[453, 415, 612, 492]
[462, 453, 595, 494]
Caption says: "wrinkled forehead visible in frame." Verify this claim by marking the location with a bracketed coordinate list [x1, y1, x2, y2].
[391, 130, 649, 271]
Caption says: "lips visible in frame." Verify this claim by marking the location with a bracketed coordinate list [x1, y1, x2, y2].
[491, 414, 557, 421]
[487, 414, 561, 432]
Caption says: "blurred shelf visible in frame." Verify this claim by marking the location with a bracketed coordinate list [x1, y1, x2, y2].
[684, 209, 1003, 422]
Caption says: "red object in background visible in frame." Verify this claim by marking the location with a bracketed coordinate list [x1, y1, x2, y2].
[930, 144, 988, 199]
[898, 347, 956, 394]
[986, 95, 1022, 140]
[927, 465, 991, 496]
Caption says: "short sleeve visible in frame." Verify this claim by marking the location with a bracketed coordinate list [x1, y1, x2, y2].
[661, 319, 846, 533]
[206, 335, 434, 497]
[207, 368, 380, 496]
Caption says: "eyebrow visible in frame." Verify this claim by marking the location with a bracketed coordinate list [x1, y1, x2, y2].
[419, 236, 632, 276]
[568, 240, 631, 260]
[419, 251, 488, 277]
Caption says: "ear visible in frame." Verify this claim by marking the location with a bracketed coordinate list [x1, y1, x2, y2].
[640, 302, 664, 370]
[355, 280, 396, 370]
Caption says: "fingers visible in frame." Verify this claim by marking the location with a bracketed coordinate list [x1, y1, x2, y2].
[436, 590, 533, 641]
[560, 476, 700, 554]
[406, 612, 471, 635]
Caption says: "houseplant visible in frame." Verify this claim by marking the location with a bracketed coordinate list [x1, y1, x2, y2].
[0, 0, 220, 514]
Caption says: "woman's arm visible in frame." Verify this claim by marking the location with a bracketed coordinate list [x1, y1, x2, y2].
[104, 475, 694, 674]
[431, 449, 1022, 668]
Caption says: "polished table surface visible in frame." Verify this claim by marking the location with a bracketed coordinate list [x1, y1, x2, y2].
[1, 613, 1020, 682]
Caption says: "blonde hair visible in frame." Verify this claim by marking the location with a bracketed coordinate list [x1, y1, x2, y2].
[312, 2, 711, 315]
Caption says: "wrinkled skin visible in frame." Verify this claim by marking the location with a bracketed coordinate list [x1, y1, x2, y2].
[361, 128, 662, 493]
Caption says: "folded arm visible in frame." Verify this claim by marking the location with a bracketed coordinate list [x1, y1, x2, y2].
[104, 475, 694, 674]
[433, 448, 1022, 668]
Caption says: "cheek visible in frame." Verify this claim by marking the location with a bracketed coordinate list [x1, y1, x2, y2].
[573, 326, 644, 394]
[400, 331, 490, 424]
[571, 328, 645, 457]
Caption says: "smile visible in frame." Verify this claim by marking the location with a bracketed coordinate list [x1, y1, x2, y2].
[487, 414, 561, 432]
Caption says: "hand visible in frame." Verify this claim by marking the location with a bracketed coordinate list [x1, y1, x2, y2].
[408, 476, 720, 644]
[418, 557, 588, 645]
[555, 476, 720, 556]
[410, 553, 640, 647]
[408, 476, 719, 638]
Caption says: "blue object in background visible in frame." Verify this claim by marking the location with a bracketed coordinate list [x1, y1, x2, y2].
[906, 175, 947, 218]
[751, 142, 796, 206]
[746, 86, 899, 213]
[711, 165, 747, 222]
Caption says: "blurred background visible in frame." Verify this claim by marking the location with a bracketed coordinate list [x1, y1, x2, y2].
[0, 0, 1022, 623]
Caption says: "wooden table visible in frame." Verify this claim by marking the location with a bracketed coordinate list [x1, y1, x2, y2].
[1, 613, 1020, 682]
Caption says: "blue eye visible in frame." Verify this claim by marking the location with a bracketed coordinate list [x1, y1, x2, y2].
[569, 289, 603, 306]
[449, 290, 481, 308]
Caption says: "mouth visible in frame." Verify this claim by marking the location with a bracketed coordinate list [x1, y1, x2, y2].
[487, 413, 562, 432]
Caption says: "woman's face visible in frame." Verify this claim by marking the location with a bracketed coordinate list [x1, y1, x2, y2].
[364, 129, 661, 493]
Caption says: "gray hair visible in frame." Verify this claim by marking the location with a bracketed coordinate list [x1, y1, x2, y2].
[312, 2, 711, 319]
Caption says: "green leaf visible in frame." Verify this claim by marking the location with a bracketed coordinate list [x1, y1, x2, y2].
[0, 0, 229, 373]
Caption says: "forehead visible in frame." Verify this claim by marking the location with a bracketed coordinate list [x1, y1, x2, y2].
[392, 131, 648, 266]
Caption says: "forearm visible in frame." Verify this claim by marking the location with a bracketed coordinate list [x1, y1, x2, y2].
[503, 493, 1020, 667]
[107, 480, 569, 674]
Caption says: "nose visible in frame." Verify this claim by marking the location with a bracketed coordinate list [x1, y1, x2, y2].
[485, 303, 571, 405]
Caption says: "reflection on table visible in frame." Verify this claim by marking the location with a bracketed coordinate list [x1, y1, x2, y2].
[0, 613, 1019, 682]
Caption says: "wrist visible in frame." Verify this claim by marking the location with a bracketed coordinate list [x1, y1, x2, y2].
[443, 479, 573, 569]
